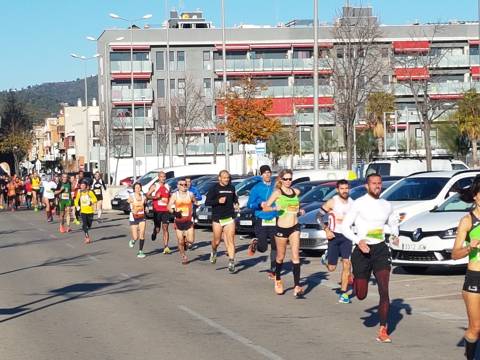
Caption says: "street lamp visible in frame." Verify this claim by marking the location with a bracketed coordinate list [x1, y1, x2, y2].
[313, 0, 319, 170]
[221, 0, 230, 172]
[70, 53, 100, 172]
[110, 12, 153, 177]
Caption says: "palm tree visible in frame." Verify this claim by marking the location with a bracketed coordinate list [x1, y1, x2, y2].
[366, 92, 395, 155]
[453, 89, 480, 167]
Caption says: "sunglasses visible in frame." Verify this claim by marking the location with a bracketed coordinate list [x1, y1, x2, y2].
[282, 177, 293, 181]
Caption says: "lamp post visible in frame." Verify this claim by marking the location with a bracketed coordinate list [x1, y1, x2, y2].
[142, 95, 147, 173]
[110, 12, 152, 177]
[70, 53, 100, 172]
[221, 0, 230, 171]
[313, 0, 319, 170]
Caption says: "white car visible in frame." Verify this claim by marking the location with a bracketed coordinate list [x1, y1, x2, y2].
[390, 193, 471, 273]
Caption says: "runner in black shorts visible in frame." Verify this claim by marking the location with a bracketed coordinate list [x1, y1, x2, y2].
[92, 171, 107, 222]
[343, 174, 399, 343]
[147, 171, 171, 254]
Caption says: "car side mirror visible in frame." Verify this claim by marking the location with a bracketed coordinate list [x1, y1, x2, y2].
[430, 205, 438, 212]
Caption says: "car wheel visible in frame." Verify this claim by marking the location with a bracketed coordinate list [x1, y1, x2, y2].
[400, 266, 428, 274]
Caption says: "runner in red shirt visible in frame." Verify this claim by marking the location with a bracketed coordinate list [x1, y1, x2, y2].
[147, 171, 171, 254]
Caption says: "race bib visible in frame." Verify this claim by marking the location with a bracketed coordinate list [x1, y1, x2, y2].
[61, 193, 70, 200]
[94, 189, 101, 195]
[287, 205, 299, 213]
[177, 206, 189, 217]
[366, 228, 384, 240]
[219, 217, 234, 226]
[262, 218, 276, 227]
[80, 194, 91, 207]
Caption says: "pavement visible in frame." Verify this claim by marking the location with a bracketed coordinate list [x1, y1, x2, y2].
[0, 208, 476, 360]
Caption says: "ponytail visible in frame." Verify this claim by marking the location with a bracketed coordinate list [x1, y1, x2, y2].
[460, 175, 480, 204]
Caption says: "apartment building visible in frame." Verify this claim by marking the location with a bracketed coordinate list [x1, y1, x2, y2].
[96, 6, 480, 179]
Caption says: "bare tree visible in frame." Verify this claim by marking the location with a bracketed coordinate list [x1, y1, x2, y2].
[170, 77, 207, 165]
[110, 111, 134, 184]
[394, 25, 456, 170]
[155, 106, 170, 168]
[329, 6, 387, 169]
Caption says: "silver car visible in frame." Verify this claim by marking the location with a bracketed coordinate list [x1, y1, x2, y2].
[299, 210, 328, 252]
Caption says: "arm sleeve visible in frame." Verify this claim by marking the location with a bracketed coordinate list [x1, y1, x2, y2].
[205, 186, 217, 206]
[342, 201, 362, 244]
[247, 187, 260, 210]
[102, 181, 107, 191]
[90, 191, 98, 204]
[387, 203, 399, 237]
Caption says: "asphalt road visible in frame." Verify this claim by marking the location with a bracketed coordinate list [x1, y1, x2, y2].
[0, 208, 476, 360]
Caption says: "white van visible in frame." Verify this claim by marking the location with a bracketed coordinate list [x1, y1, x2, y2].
[292, 169, 357, 185]
[365, 158, 468, 177]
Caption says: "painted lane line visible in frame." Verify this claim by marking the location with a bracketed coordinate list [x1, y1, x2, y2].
[404, 292, 460, 301]
[179, 305, 284, 360]
[120, 273, 131, 279]
[87, 255, 98, 262]
[390, 277, 435, 283]
[49, 234, 57, 239]
[65, 243, 75, 249]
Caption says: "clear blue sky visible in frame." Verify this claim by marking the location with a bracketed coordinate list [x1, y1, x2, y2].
[0, 0, 477, 90]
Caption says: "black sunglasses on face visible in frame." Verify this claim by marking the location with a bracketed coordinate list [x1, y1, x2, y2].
[282, 177, 292, 181]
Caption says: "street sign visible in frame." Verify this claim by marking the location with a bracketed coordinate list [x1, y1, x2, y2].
[255, 142, 266, 155]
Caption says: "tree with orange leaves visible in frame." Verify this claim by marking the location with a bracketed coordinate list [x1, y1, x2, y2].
[220, 78, 281, 174]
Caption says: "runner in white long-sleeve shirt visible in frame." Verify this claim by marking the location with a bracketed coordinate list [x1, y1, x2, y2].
[342, 173, 399, 343]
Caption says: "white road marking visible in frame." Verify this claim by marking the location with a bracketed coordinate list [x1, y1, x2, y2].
[65, 243, 75, 249]
[404, 293, 460, 301]
[39, 228, 46, 232]
[120, 273, 131, 278]
[390, 277, 433, 283]
[87, 255, 98, 262]
[49, 234, 57, 239]
[28, 222, 35, 226]
[179, 305, 284, 360]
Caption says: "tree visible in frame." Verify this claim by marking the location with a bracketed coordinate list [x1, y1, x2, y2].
[330, 6, 386, 170]
[366, 92, 395, 154]
[266, 128, 299, 168]
[0, 133, 33, 177]
[437, 122, 470, 161]
[155, 106, 170, 168]
[221, 78, 282, 174]
[171, 77, 207, 165]
[110, 111, 134, 184]
[394, 25, 456, 170]
[452, 89, 480, 167]
[356, 129, 377, 162]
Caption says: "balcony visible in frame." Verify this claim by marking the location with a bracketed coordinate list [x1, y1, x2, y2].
[111, 61, 152, 74]
[176, 142, 228, 156]
[111, 116, 154, 129]
[111, 88, 153, 103]
[391, 82, 473, 96]
[395, 54, 470, 68]
[258, 85, 333, 98]
[213, 58, 331, 74]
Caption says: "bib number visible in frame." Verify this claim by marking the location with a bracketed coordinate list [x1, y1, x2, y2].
[80, 194, 91, 207]
[262, 218, 276, 227]
[61, 193, 70, 200]
[219, 217, 234, 226]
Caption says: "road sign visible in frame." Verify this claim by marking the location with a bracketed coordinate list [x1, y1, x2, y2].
[255, 142, 266, 155]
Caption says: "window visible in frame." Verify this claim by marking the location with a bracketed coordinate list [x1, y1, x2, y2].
[382, 75, 390, 85]
[204, 106, 212, 121]
[145, 134, 153, 154]
[157, 79, 165, 98]
[170, 79, 176, 91]
[383, 177, 449, 201]
[177, 51, 185, 70]
[336, 48, 344, 59]
[203, 78, 212, 95]
[178, 79, 185, 95]
[381, 48, 389, 58]
[169, 51, 175, 70]
[156, 51, 165, 70]
[203, 51, 211, 70]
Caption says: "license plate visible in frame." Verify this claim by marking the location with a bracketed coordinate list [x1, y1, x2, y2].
[198, 215, 208, 220]
[300, 232, 309, 239]
[401, 243, 427, 251]
[240, 220, 252, 226]
[112, 201, 118, 205]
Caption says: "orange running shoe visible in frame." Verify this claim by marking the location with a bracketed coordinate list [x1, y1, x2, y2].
[59, 225, 65, 233]
[247, 239, 258, 256]
[274, 279, 284, 295]
[84, 235, 91, 244]
[293, 286, 304, 298]
[376, 325, 391, 343]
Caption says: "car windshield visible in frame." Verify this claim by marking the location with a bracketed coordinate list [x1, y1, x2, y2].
[235, 177, 260, 196]
[197, 180, 216, 194]
[294, 182, 317, 195]
[433, 193, 472, 212]
[382, 177, 449, 201]
[137, 171, 157, 186]
[300, 185, 336, 203]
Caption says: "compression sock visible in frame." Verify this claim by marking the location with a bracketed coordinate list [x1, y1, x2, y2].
[275, 261, 283, 281]
[293, 262, 301, 287]
[375, 269, 391, 326]
[139, 239, 145, 251]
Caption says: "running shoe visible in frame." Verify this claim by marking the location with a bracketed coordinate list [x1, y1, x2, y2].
[163, 246, 172, 254]
[47, 217, 53, 222]
[65, 227, 72, 233]
[228, 259, 235, 273]
[293, 286, 305, 298]
[151, 231, 157, 241]
[84, 235, 91, 244]
[137, 250, 146, 259]
[338, 293, 350, 304]
[73, 219, 81, 225]
[209, 251, 217, 264]
[247, 239, 258, 256]
[181, 255, 188, 265]
[320, 251, 328, 267]
[274, 279, 284, 295]
[59, 225, 65, 233]
[34, 207, 38, 212]
[129, 239, 136, 248]
[376, 326, 392, 343]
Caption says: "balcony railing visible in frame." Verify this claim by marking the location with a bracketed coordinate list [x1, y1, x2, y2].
[390, 82, 477, 96]
[214, 58, 331, 72]
[111, 60, 152, 73]
[111, 116, 154, 129]
[176, 142, 228, 156]
[111, 88, 153, 102]
[258, 85, 333, 97]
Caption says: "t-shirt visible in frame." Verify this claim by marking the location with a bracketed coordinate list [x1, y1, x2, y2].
[92, 179, 106, 197]
[152, 183, 170, 212]
[42, 181, 57, 200]
[205, 183, 238, 222]
[31, 177, 41, 190]
[74, 190, 97, 214]
[56, 181, 72, 201]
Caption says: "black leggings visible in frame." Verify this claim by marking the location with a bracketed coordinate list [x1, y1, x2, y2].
[354, 269, 390, 326]
[81, 213, 93, 236]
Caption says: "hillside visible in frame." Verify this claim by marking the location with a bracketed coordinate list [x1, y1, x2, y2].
[0, 76, 98, 124]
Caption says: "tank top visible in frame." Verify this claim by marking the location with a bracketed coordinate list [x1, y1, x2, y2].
[129, 192, 145, 221]
[152, 183, 170, 212]
[276, 188, 299, 218]
[31, 177, 40, 190]
[92, 179, 104, 197]
[467, 212, 480, 262]
[59, 182, 72, 201]
[173, 191, 193, 223]
[328, 195, 354, 234]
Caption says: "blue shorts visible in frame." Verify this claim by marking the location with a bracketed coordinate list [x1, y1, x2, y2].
[327, 233, 352, 265]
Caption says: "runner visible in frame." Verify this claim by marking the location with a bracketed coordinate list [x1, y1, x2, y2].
[55, 173, 73, 233]
[205, 170, 239, 273]
[92, 171, 107, 222]
[24, 175, 33, 209]
[147, 171, 171, 254]
[128, 182, 147, 258]
[452, 178, 480, 360]
[42, 175, 57, 222]
[31, 171, 41, 211]
[186, 176, 202, 223]
[246, 165, 278, 279]
[14, 176, 24, 210]
[74, 179, 97, 244]
[0, 174, 7, 210]
[72, 174, 81, 225]
[6, 177, 16, 211]
[262, 169, 304, 297]
[168, 178, 197, 264]
[342, 173, 399, 343]
[317, 179, 354, 304]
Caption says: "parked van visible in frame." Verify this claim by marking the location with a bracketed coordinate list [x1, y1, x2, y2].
[365, 157, 468, 177]
[292, 169, 357, 185]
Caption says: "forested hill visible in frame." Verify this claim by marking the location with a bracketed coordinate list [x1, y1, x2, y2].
[0, 76, 98, 124]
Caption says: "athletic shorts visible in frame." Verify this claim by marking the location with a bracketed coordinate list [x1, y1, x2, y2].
[351, 242, 391, 279]
[463, 270, 480, 294]
[254, 219, 277, 252]
[153, 211, 171, 227]
[275, 223, 300, 238]
[327, 233, 353, 265]
[130, 217, 146, 226]
[58, 200, 72, 211]
[174, 221, 193, 232]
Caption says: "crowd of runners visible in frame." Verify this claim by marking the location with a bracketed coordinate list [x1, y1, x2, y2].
[1, 166, 479, 358]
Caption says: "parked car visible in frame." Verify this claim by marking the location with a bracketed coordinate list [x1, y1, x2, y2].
[389, 192, 471, 273]
[119, 176, 140, 187]
[365, 157, 468, 177]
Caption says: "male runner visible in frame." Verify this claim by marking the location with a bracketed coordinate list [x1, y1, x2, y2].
[246, 165, 278, 279]
[205, 170, 239, 273]
[42, 175, 57, 222]
[147, 171, 171, 253]
[31, 172, 41, 211]
[55, 173, 73, 233]
[92, 171, 107, 221]
[342, 173, 399, 343]
[318, 179, 354, 304]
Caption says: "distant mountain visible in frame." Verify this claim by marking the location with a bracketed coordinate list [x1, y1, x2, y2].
[0, 76, 98, 124]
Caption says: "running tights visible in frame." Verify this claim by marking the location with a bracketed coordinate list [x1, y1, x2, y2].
[465, 338, 478, 360]
[354, 269, 390, 327]
[275, 261, 301, 287]
[81, 213, 93, 236]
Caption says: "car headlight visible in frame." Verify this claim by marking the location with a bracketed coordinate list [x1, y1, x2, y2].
[440, 228, 457, 239]
[399, 212, 407, 223]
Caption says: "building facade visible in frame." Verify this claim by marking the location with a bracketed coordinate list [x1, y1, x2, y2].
[97, 6, 480, 180]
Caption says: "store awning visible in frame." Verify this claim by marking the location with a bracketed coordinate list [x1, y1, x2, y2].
[392, 41, 430, 53]
[394, 67, 430, 80]
[471, 66, 480, 78]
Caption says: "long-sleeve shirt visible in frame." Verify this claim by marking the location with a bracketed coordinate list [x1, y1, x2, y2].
[247, 181, 278, 220]
[205, 183, 238, 222]
[342, 194, 399, 245]
[188, 185, 202, 201]
[74, 190, 98, 214]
